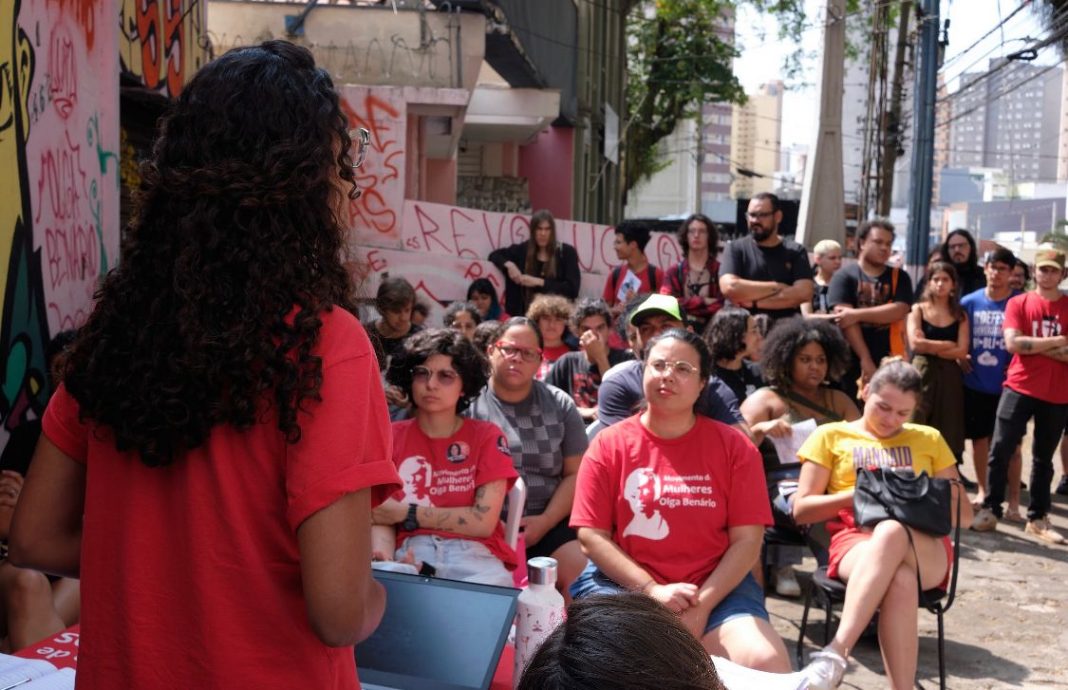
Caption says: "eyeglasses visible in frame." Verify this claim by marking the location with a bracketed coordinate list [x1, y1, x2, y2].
[647, 359, 699, 378]
[411, 366, 460, 386]
[494, 341, 542, 363]
[349, 128, 370, 169]
[745, 211, 775, 220]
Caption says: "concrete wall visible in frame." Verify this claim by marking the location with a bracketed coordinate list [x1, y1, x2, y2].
[208, 2, 485, 92]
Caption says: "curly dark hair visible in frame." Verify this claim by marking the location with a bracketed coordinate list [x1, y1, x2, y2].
[570, 297, 612, 332]
[676, 213, 719, 256]
[704, 307, 751, 362]
[443, 301, 482, 328]
[759, 317, 851, 389]
[61, 41, 359, 467]
[472, 320, 505, 356]
[387, 329, 489, 413]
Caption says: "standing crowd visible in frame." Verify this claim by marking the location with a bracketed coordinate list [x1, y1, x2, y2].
[2, 42, 1065, 690]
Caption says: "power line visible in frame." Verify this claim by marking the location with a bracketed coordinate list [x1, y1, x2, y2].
[941, 0, 1033, 69]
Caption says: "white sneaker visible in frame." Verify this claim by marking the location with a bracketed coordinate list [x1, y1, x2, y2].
[1025, 517, 1066, 545]
[773, 565, 801, 598]
[804, 646, 847, 690]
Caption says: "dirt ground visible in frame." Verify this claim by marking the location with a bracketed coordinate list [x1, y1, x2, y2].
[765, 430, 1068, 689]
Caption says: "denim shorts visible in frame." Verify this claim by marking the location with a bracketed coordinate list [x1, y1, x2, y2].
[569, 562, 769, 633]
[397, 534, 513, 587]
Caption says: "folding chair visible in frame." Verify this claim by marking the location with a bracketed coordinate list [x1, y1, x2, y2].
[796, 519, 962, 690]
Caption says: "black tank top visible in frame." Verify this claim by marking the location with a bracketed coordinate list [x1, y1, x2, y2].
[920, 318, 959, 342]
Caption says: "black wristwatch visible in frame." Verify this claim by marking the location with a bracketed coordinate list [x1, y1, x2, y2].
[402, 503, 419, 532]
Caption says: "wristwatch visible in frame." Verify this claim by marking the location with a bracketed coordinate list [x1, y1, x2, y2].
[402, 503, 419, 532]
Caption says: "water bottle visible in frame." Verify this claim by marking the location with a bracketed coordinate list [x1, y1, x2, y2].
[513, 556, 566, 687]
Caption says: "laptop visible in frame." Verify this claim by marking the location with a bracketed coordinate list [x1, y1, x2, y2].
[356, 570, 520, 690]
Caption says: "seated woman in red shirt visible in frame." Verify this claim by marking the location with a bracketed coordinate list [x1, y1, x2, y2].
[569, 329, 791, 673]
[373, 330, 517, 586]
[8, 42, 400, 689]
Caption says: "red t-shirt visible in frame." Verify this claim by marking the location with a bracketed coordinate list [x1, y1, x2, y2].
[570, 415, 771, 586]
[1003, 291, 1068, 404]
[536, 343, 574, 381]
[390, 418, 518, 567]
[42, 308, 400, 690]
[601, 263, 666, 307]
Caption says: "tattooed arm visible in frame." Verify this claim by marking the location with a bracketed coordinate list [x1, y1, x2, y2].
[412, 480, 509, 539]
[1004, 328, 1068, 359]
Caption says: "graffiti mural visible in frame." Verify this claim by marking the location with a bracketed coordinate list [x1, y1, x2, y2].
[340, 86, 406, 250]
[0, 0, 119, 446]
[119, 0, 208, 97]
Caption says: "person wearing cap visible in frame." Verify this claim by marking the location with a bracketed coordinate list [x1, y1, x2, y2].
[972, 248, 1068, 545]
[595, 294, 748, 435]
[718, 193, 813, 324]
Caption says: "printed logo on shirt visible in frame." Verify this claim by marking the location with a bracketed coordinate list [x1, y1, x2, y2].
[446, 442, 470, 464]
[850, 445, 913, 471]
[1034, 315, 1063, 337]
[398, 455, 434, 505]
[622, 468, 719, 540]
[496, 434, 510, 456]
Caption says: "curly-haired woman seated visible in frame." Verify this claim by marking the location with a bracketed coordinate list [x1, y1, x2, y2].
[740, 317, 859, 595]
[570, 329, 791, 672]
[793, 360, 973, 690]
[373, 329, 518, 586]
[9, 41, 402, 688]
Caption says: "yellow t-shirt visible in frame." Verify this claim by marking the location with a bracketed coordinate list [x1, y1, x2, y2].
[796, 421, 957, 495]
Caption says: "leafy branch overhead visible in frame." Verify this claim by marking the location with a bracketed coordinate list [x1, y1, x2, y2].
[624, 0, 746, 193]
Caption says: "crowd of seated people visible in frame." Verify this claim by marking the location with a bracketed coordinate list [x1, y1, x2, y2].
[6, 191, 1065, 689]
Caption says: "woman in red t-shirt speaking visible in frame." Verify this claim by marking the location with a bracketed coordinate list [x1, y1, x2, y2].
[8, 42, 401, 690]
[570, 329, 791, 673]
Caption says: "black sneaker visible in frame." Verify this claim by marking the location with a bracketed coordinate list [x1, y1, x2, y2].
[1056, 476, 1068, 497]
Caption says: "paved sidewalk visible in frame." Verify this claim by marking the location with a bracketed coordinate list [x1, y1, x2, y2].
[765, 460, 1068, 689]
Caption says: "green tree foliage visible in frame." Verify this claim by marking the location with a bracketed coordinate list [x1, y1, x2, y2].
[623, 0, 746, 194]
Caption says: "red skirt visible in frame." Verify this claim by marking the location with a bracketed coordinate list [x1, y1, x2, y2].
[827, 509, 953, 590]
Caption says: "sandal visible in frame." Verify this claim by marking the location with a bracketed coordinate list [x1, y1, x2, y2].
[1003, 508, 1026, 524]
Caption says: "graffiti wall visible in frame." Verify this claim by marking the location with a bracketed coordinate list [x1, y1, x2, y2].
[341, 86, 684, 325]
[119, 0, 208, 97]
[0, 0, 119, 448]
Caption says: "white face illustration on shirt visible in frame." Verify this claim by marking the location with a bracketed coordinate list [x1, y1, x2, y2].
[398, 455, 434, 506]
[622, 468, 669, 540]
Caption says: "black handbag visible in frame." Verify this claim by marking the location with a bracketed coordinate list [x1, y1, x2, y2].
[853, 467, 953, 537]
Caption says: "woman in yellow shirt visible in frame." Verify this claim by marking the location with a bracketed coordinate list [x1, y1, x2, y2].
[792, 359, 972, 690]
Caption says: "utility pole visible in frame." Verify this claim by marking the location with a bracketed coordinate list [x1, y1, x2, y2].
[797, 0, 846, 248]
[878, 1, 913, 216]
[905, 0, 939, 277]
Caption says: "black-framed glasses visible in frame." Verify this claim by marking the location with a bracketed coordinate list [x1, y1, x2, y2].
[494, 341, 542, 363]
[412, 366, 460, 386]
[349, 128, 370, 169]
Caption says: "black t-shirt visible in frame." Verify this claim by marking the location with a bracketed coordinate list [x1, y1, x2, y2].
[720, 236, 812, 321]
[827, 262, 913, 363]
[544, 348, 634, 410]
[714, 361, 764, 405]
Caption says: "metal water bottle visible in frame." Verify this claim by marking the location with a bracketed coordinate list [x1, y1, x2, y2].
[513, 556, 566, 687]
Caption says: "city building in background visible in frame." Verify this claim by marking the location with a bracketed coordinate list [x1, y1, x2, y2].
[729, 80, 784, 199]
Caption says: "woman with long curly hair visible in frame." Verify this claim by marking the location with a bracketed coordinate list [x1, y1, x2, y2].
[8, 41, 400, 689]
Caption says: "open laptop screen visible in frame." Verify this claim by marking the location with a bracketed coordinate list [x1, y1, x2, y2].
[356, 570, 520, 690]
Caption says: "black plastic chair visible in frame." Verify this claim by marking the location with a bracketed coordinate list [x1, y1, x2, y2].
[796, 534, 960, 690]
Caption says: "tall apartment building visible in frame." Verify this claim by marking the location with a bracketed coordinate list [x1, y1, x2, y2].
[729, 80, 784, 199]
[948, 59, 1065, 183]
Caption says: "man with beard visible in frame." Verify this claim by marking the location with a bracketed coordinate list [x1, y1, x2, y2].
[719, 193, 813, 324]
[827, 219, 913, 403]
[923, 229, 986, 297]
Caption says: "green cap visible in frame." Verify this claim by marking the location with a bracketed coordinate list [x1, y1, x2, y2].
[629, 293, 684, 326]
